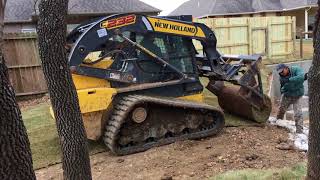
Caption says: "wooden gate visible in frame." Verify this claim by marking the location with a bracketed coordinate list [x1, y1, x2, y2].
[3, 33, 47, 97]
[195, 16, 296, 60]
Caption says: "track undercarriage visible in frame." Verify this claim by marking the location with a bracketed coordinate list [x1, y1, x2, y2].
[104, 95, 225, 155]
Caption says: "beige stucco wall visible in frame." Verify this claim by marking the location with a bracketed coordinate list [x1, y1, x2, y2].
[251, 12, 277, 17]
[208, 12, 278, 18]
[282, 9, 305, 34]
[282, 7, 317, 35]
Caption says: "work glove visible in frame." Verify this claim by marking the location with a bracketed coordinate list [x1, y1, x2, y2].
[280, 78, 290, 86]
[280, 86, 286, 94]
[304, 73, 308, 81]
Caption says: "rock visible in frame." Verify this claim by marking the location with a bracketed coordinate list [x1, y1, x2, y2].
[210, 153, 220, 158]
[161, 175, 173, 180]
[116, 159, 125, 163]
[205, 145, 212, 149]
[245, 154, 259, 161]
[216, 156, 225, 163]
[276, 143, 294, 150]
[277, 137, 288, 144]
[206, 162, 215, 167]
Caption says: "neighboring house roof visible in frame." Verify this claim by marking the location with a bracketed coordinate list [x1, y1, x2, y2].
[5, 0, 161, 23]
[170, 0, 317, 18]
[68, 0, 160, 15]
[5, 0, 34, 23]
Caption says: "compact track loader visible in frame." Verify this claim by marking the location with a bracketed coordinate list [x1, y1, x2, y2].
[57, 14, 271, 155]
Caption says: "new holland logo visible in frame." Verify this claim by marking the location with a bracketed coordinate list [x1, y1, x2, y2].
[101, 15, 136, 29]
[154, 21, 196, 34]
[146, 17, 205, 37]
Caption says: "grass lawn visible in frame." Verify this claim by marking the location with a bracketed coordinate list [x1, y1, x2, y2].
[212, 163, 306, 180]
[22, 103, 105, 170]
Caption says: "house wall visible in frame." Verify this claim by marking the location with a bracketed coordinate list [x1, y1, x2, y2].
[251, 12, 277, 17]
[4, 23, 36, 33]
[282, 7, 317, 35]
[282, 9, 305, 34]
[208, 12, 278, 18]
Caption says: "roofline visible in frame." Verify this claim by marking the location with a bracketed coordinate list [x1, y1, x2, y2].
[5, 5, 161, 23]
[30, 10, 161, 20]
[66, 10, 161, 15]
[195, 5, 318, 18]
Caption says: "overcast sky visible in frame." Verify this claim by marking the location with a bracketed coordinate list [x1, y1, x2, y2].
[139, 0, 189, 15]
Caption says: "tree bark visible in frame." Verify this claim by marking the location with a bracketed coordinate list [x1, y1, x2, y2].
[0, 1, 36, 179]
[37, 0, 92, 179]
[307, 1, 320, 179]
[38, 0, 91, 179]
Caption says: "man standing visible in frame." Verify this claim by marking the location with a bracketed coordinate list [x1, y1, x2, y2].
[276, 63, 305, 133]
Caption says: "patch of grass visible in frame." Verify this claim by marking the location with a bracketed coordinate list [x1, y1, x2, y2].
[211, 163, 306, 180]
[22, 103, 105, 170]
[22, 103, 60, 169]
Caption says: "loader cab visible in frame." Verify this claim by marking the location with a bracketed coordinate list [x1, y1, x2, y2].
[106, 31, 199, 84]
[135, 32, 197, 83]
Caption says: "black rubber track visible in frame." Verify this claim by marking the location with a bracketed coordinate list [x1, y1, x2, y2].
[103, 95, 225, 155]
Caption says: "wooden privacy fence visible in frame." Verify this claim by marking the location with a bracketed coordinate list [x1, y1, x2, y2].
[3, 33, 47, 97]
[195, 16, 296, 59]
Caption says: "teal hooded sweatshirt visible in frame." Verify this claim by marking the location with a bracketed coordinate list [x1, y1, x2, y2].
[280, 66, 305, 97]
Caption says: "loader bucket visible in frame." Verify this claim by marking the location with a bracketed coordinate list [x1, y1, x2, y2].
[207, 81, 271, 123]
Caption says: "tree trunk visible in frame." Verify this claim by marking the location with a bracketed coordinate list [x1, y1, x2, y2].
[307, 1, 320, 179]
[37, 0, 92, 179]
[0, 1, 36, 179]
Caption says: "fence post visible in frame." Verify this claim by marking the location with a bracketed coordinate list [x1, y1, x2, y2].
[300, 33, 303, 59]
[267, 18, 272, 59]
[292, 17, 297, 56]
[247, 18, 252, 55]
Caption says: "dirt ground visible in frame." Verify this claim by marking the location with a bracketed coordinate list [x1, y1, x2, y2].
[35, 125, 306, 180]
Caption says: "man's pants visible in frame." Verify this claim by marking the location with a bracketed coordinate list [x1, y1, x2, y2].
[276, 95, 303, 133]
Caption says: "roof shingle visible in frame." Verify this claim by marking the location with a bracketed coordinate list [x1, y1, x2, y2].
[5, 0, 160, 23]
[170, 0, 317, 18]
